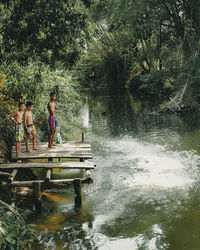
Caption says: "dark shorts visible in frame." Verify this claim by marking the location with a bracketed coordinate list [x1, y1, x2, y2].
[49, 115, 58, 129]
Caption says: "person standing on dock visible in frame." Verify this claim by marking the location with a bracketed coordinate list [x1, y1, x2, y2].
[24, 101, 38, 152]
[8, 102, 25, 157]
[47, 92, 59, 148]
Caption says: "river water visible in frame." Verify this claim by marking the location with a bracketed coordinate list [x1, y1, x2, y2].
[33, 92, 200, 250]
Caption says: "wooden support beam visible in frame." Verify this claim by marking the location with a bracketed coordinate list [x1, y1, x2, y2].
[0, 162, 95, 170]
[82, 132, 84, 142]
[0, 171, 11, 183]
[0, 171, 10, 177]
[74, 178, 82, 209]
[85, 170, 91, 178]
[0, 178, 92, 187]
[8, 169, 18, 182]
[45, 169, 52, 182]
[85, 160, 91, 178]
[33, 182, 42, 212]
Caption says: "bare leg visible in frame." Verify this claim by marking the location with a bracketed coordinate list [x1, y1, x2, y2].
[19, 141, 21, 154]
[48, 129, 54, 148]
[19, 142, 24, 156]
[25, 134, 31, 152]
[52, 129, 57, 146]
[16, 142, 20, 157]
[32, 131, 37, 149]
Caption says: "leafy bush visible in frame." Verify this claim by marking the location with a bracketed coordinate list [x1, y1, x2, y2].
[0, 204, 37, 249]
[175, 55, 200, 107]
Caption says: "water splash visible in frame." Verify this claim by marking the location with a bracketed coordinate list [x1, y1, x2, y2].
[95, 136, 199, 189]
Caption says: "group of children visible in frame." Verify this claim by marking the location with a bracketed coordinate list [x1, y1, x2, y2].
[9, 92, 59, 157]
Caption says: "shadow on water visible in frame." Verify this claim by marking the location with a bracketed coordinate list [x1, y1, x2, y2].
[32, 90, 200, 249]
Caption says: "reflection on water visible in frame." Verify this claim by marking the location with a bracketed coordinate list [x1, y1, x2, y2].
[42, 192, 71, 204]
[33, 92, 200, 250]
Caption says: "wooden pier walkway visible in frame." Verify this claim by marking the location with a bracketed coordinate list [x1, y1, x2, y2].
[0, 139, 95, 211]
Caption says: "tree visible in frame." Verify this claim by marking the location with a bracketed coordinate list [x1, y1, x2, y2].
[0, 0, 91, 67]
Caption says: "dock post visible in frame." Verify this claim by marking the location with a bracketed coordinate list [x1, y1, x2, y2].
[82, 132, 84, 142]
[74, 178, 82, 210]
[33, 182, 42, 212]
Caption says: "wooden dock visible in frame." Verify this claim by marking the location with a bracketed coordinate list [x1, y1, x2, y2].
[0, 139, 95, 211]
[12, 142, 93, 161]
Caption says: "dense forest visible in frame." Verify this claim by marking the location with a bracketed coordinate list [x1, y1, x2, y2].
[0, 0, 200, 248]
[79, 0, 200, 110]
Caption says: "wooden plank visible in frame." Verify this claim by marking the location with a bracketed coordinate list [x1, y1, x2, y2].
[12, 142, 91, 149]
[29, 141, 90, 145]
[0, 178, 92, 187]
[12, 148, 92, 154]
[12, 152, 92, 160]
[11, 141, 93, 161]
[12, 145, 91, 151]
[0, 161, 95, 169]
[0, 171, 10, 177]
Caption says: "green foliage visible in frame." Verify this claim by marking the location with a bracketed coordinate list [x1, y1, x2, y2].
[78, 0, 200, 108]
[0, 0, 90, 67]
[78, 25, 137, 91]
[139, 70, 171, 96]
[175, 55, 200, 107]
[0, 61, 84, 158]
[0, 206, 37, 249]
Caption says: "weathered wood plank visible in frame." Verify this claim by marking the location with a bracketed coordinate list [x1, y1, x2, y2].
[12, 145, 91, 151]
[0, 161, 95, 169]
[0, 171, 11, 176]
[11, 142, 93, 161]
[1, 178, 92, 187]
[12, 149, 92, 154]
[12, 141, 91, 149]
[12, 153, 92, 160]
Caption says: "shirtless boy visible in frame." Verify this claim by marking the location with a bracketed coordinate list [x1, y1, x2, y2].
[24, 101, 37, 152]
[9, 102, 25, 157]
[47, 92, 59, 148]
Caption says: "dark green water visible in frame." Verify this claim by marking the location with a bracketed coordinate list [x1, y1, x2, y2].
[33, 92, 200, 250]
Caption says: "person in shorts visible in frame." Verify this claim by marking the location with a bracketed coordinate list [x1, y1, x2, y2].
[47, 92, 59, 148]
[9, 102, 25, 157]
[24, 101, 38, 152]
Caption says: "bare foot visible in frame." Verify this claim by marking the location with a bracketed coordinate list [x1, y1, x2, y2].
[52, 144, 57, 146]
[26, 149, 31, 152]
